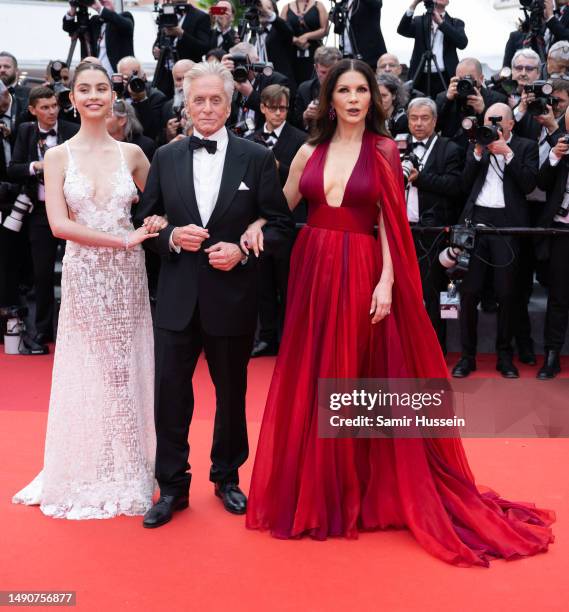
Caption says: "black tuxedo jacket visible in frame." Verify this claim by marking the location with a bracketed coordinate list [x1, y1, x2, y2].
[264, 17, 295, 86]
[62, 8, 134, 71]
[546, 9, 569, 46]
[229, 71, 290, 131]
[435, 88, 507, 151]
[397, 11, 468, 79]
[293, 76, 320, 129]
[413, 136, 463, 226]
[135, 132, 294, 334]
[248, 121, 306, 186]
[348, 0, 387, 68]
[459, 135, 539, 227]
[172, 5, 211, 62]
[8, 120, 80, 204]
[208, 27, 239, 54]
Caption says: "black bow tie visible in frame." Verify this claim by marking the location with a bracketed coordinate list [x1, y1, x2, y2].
[262, 131, 278, 141]
[189, 135, 217, 155]
[411, 140, 429, 149]
[39, 129, 57, 139]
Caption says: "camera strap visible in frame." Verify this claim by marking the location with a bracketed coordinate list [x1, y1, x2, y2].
[489, 153, 505, 182]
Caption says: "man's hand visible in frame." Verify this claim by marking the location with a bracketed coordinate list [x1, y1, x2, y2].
[467, 88, 485, 115]
[205, 242, 244, 271]
[91, 0, 102, 12]
[432, 10, 443, 25]
[166, 117, 181, 141]
[0, 123, 11, 139]
[518, 90, 535, 115]
[487, 131, 512, 157]
[99, 0, 114, 10]
[67, 2, 77, 16]
[165, 26, 184, 38]
[152, 46, 161, 60]
[172, 224, 210, 252]
[446, 76, 458, 101]
[551, 138, 569, 160]
[535, 105, 558, 133]
[303, 101, 318, 122]
[545, 0, 554, 20]
[474, 143, 485, 158]
[32, 161, 44, 173]
[407, 167, 419, 184]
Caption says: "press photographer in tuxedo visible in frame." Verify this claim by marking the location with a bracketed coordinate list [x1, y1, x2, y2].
[403, 97, 462, 351]
[7, 87, 79, 354]
[398, 0, 468, 99]
[247, 84, 305, 357]
[136, 61, 293, 527]
[209, 0, 239, 53]
[0, 52, 30, 122]
[452, 103, 539, 380]
[545, 0, 569, 47]
[341, 0, 387, 69]
[62, 0, 134, 75]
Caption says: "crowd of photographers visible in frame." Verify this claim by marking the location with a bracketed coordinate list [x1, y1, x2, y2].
[1, 0, 569, 379]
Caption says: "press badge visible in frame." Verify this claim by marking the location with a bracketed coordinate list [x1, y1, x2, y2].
[440, 281, 460, 319]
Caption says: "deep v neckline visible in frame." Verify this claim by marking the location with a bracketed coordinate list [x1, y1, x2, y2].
[321, 135, 365, 209]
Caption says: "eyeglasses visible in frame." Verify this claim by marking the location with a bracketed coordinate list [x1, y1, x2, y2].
[266, 105, 288, 113]
[379, 63, 399, 69]
[513, 65, 539, 73]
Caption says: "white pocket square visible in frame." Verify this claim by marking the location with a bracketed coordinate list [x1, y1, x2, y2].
[238, 182, 250, 191]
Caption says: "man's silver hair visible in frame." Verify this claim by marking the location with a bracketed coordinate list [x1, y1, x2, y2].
[407, 96, 437, 118]
[230, 42, 257, 59]
[549, 41, 569, 63]
[183, 61, 235, 102]
[116, 55, 142, 73]
[511, 48, 541, 68]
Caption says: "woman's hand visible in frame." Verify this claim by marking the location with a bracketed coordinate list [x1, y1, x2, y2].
[370, 278, 393, 324]
[125, 226, 159, 249]
[240, 218, 267, 257]
[143, 215, 168, 234]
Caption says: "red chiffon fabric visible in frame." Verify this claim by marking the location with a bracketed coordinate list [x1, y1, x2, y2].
[246, 131, 555, 567]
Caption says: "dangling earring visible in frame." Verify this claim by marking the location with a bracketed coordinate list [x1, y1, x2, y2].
[73, 105, 77, 118]
[329, 106, 336, 121]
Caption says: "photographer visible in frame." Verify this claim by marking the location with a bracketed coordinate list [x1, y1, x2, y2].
[403, 97, 462, 351]
[161, 59, 195, 144]
[44, 60, 77, 125]
[377, 74, 409, 138]
[223, 42, 289, 134]
[546, 40, 569, 76]
[534, 105, 569, 378]
[0, 52, 30, 123]
[247, 84, 305, 357]
[152, 1, 211, 97]
[436, 58, 507, 152]
[7, 87, 79, 354]
[452, 103, 538, 379]
[209, 0, 239, 53]
[293, 46, 341, 130]
[338, 0, 386, 70]
[117, 56, 168, 142]
[62, 0, 134, 75]
[397, 0, 468, 99]
[545, 0, 569, 47]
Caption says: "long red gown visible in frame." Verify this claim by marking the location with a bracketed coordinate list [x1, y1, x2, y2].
[246, 130, 555, 567]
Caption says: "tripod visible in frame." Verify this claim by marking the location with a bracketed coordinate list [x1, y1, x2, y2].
[151, 28, 178, 98]
[411, 4, 447, 98]
[65, 6, 93, 67]
[326, 0, 362, 60]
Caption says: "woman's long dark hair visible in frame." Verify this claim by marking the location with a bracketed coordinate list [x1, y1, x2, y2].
[308, 59, 389, 145]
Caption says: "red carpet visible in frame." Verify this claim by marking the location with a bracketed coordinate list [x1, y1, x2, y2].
[1, 350, 568, 611]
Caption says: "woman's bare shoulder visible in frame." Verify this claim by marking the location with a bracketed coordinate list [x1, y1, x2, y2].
[44, 143, 68, 165]
[295, 142, 317, 164]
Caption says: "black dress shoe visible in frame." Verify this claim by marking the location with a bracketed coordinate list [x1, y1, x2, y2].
[142, 494, 189, 529]
[215, 483, 247, 515]
[537, 350, 561, 380]
[452, 357, 476, 378]
[518, 348, 537, 365]
[251, 340, 278, 358]
[19, 333, 49, 355]
[496, 357, 519, 379]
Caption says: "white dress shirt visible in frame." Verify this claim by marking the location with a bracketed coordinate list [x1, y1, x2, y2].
[549, 150, 569, 224]
[406, 8, 446, 72]
[98, 23, 114, 77]
[406, 135, 438, 223]
[474, 136, 514, 209]
[170, 126, 229, 252]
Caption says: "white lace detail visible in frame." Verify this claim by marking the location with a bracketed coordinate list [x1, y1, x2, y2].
[12, 141, 156, 519]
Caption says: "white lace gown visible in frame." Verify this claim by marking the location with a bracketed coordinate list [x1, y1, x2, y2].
[12, 141, 156, 519]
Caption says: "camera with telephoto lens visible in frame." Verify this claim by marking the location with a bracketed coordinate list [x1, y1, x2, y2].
[50, 61, 72, 111]
[127, 70, 146, 96]
[2, 190, 34, 233]
[488, 67, 519, 98]
[111, 73, 125, 99]
[154, 2, 190, 28]
[239, 0, 263, 29]
[461, 115, 502, 146]
[329, 0, 349, 35]
[439, 222, 476, 279]
[229, 54, 273, 83]
[394, 134, 421, 187]
[456, 75, 477, 99]
[424, 0, 435, 10]
[524, 80, 556, 116]
[69, 0, 95, 7]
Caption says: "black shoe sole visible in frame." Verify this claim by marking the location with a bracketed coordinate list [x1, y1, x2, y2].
[214, 488, 247, 515]
[142, 498, 189, 529]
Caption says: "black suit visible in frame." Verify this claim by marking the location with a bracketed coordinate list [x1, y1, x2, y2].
[8, 120, 79, 339]
[293, 76, 320, 130]
[263, 17, 296, 86]
[247, 122, 306, 347]
[397, 11, 468, 98]
[135, 131, 294, 494]
[129, 85, 168, 142]
[208, 27, 239, 54]
[435, 87, 507, 152]
[410, 136, 463, 350]
[545, 8, 569, 46]
[62, 8, 134, 71]
[228, 71, 290, 132]
[153, 5, 212, 97]
[347, 0, 387, 68]
[458, 136, 538, 359]
[536, 152, 569, 352]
